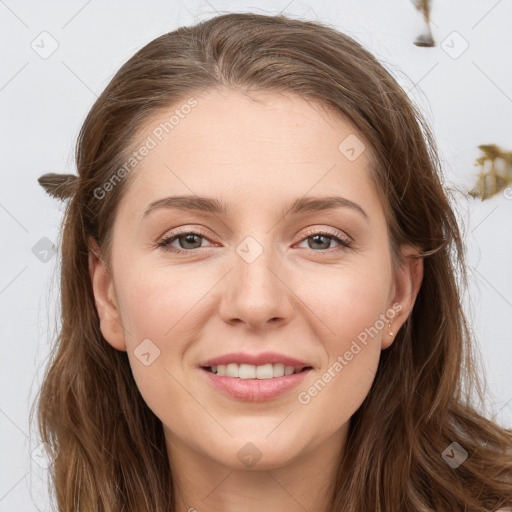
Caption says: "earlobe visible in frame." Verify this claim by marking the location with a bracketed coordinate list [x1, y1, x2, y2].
[382, 244, 424, 350]
[88, 237, 127, 352]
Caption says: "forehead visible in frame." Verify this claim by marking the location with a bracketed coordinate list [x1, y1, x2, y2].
[118, 88, 383, 222]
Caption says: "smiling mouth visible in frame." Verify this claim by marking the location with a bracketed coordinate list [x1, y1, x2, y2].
[202, 363, 312, 379]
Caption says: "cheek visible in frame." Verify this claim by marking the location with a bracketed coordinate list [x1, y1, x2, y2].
[332, 283, 387, 345]
[112, 263, 202, 384]
[114, 264, 208, 418]
[115, 263, 206, 346]
[309, 262, 390, 350]
[296, 265, 389, 423]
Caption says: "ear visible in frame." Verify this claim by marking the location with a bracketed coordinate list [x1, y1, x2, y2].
[382, 244, 424, 350]
[88, 237, 127, 351]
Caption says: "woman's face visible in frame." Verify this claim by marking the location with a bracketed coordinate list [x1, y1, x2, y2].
[91, 88, 422, 472]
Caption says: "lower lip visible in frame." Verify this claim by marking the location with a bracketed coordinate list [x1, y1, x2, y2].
[200, 367, 312, 401]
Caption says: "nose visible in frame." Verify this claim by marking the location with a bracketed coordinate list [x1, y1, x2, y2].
[218, 238, 294, 331]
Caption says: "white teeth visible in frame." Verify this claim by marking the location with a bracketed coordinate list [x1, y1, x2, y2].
[226, 363, 239, 378]
[271, 363, 284, 378]
[210, 363, 301, 379]
[239, 364, 256, 379]
[256, 364, 273, 379]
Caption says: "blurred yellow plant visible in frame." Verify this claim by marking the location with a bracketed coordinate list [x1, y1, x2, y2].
[469, 144, 512, 200]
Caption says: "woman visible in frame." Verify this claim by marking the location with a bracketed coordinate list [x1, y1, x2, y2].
[37, 12, 512, 512]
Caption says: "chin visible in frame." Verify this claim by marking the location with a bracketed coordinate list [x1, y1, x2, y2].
[208, 437, 306, 471]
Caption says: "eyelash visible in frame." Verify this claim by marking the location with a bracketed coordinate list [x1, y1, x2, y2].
[156, 227, 353, 256]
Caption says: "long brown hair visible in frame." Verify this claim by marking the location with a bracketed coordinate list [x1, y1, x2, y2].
[36, 12, 512, 511]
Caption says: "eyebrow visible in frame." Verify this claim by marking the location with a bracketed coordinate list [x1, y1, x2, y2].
[143, 195, 368, 220]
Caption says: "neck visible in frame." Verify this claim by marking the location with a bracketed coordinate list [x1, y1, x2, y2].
[165, 424, 348, 512]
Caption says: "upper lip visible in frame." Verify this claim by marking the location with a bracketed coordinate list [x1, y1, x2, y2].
[199, 351, 312, 371]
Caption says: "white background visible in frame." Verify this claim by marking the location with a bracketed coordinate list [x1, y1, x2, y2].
[1, 0, 511, 509]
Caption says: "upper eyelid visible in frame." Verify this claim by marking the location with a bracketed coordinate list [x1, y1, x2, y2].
[160, 227, 214, 243]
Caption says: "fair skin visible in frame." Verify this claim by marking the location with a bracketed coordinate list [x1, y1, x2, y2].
[90, 88, 423, 512]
